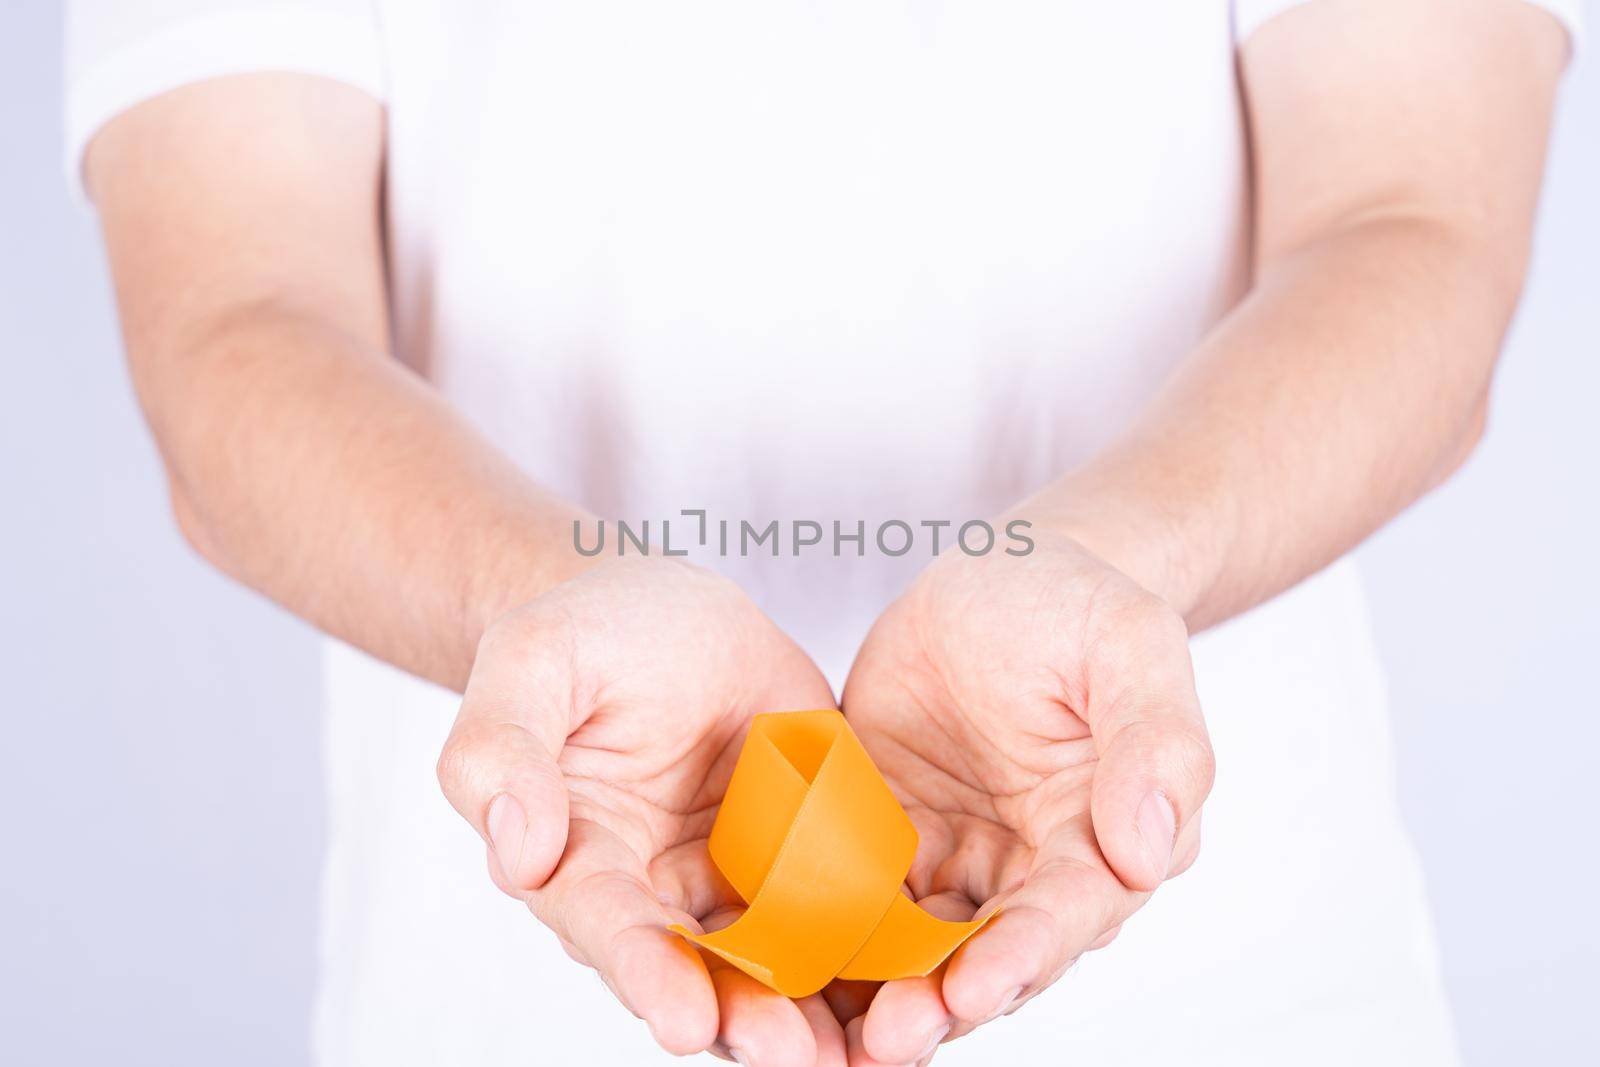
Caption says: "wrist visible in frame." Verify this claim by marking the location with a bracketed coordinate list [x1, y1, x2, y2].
[1009, 466, 1235, 626]
[457, 509, 606, 678]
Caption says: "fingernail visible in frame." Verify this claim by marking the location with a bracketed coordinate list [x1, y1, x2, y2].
[728, 1048, 750, 1066]
[1137, 791, 1176, 881]
[487, 793, 526, 879]
[914, 1023, 950, 1059]
[981, 985, 1023, 1024]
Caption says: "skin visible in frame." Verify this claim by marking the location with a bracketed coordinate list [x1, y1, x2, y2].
[442, 557, 845, 1064]
[842, 2, 1570, 1061]
[83, 1, 1567, 1064]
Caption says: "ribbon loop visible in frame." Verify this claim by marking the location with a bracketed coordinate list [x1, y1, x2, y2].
[672, 710, 988, 997]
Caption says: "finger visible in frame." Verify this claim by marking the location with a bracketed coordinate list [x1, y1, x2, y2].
[484, 842, 526, 902]
[822, 979, 879, 1027]
[709, 964, 817, 1067]
[438, 720, 568, 892]
[1169, 808, 1203, 878]
[528, 818, 719, 1055]
[941, 823, 1138, 1027]
[437, 621, 577, 892]
[1087, 922, 1122, 951]
[846, 1014, 909, 1067]
[796, 993, 850, 1067]
[858, 892, 969, 1064]
[1085, 607, 1216, 891]
[690, 901, 828, 1067]
[861, 974, 949, 1065]
[648, 837, 737, 921]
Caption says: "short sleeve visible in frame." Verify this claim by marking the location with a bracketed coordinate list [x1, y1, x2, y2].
[64, 0, 386, 199]
[1234, 0, 1585, 55]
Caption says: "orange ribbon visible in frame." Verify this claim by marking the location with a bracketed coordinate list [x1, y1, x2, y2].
[672, 710, 988, 998]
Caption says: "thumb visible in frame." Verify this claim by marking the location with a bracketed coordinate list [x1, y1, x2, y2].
[1087, 648, 1215, 893]
[438, 720, 569, 893]
[437, 625, 574, 894]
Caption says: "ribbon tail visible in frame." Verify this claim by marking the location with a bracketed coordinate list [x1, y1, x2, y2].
[836, 892, 990, 981]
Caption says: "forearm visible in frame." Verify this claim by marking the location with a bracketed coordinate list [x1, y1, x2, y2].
[1025, 215, 1516, 630]
[141, 301, 590, 691]
[83, 77, 592, 691]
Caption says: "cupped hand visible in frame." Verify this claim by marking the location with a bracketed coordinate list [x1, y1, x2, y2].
[437, 557, 846, 1066]
[839, 530, 1215, 1065]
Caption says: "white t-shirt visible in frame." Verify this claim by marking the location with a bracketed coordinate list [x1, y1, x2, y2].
[66, 3, 1582, 1065]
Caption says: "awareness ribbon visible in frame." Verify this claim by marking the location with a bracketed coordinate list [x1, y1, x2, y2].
[671, 709, 989, 998]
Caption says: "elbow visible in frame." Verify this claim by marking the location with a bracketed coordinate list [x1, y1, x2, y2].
[1418, 214, 1532, 339]
[168, 476, 231, 574]
[1427, 395, 1492, 492]
[1417, 224, 1522, 493]
[1479, 235, 1533, 334]
[1430, 234, 1520, 491]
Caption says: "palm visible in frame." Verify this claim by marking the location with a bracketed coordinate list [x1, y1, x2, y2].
[850, 670, 1124, 955]
[845, 577, 1138, 985]
[542, 603, 831, 952]
[444, 557, 849, 1064]
[838, 540, 1209, 1063]
[534, 691, 753, 969]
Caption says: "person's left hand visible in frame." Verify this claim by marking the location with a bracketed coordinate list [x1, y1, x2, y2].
[837, 529, 1215, 1065]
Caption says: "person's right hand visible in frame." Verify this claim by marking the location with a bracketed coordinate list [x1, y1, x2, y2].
[437, 557, 845, 1066]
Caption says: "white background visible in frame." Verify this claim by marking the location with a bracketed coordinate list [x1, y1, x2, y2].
[1, 2, 1595, 1063]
